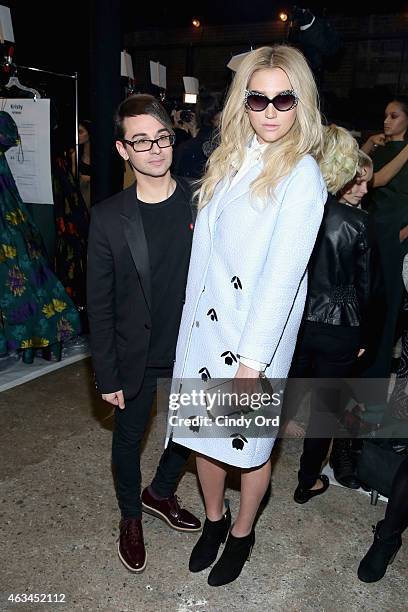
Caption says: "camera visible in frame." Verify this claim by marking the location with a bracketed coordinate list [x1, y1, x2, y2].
[180, 109, 194, 123]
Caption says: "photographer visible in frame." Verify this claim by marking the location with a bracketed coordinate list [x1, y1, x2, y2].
[173, 93, 221, 179]
[170, 106, 198, 148]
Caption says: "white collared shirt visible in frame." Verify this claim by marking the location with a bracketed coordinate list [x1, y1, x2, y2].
[227, 135, 267, 193]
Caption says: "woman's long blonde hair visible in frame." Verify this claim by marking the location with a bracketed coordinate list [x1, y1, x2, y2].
[319, 125, 359, 195]
[197, 44, 323, 209]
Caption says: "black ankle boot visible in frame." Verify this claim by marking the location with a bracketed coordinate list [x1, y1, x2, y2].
[329, 438, 361, 489]
[189, 505, 231, 573]
[357, 520, 402, 583]
[207, 529, 255, 586]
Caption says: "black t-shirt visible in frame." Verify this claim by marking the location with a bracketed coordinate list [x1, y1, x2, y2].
[138, 180, 193, 366]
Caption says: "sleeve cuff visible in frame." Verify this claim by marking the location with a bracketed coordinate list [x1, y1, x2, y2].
[239, 356, 267, 372]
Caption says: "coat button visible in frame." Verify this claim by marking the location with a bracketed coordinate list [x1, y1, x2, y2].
[195, 321, 200, 327]
[144, 323, 151, 330]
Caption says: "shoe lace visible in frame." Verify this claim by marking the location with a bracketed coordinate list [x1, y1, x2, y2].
[335, 444, 354, 471]
[124, 520, 142, 545]
[169, 495, 182, 515]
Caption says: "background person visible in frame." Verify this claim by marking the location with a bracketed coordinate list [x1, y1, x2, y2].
[71, 120, 92, 208]
[358, 455, 408, 582]
[360, 98, 408, 389]
[280, 126, 379, 500]
[173, 92, 222, 180]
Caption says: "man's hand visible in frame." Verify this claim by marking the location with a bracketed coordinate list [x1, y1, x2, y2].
[102, 390, 125, 409]
[400, 224, 408, 243]
[357, 348, 366, 358]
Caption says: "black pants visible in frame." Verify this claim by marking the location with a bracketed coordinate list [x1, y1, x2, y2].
[112, 366, 191, 519]
[288, 322, 360, 489]
[382, 455, 408, 536]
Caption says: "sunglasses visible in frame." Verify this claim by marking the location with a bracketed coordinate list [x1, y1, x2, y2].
[244, 90, 298, 112]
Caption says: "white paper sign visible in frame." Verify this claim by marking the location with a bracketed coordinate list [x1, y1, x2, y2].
[121, 50, 134, 79]
[150, 60, 160, 86]
[0, 5, 14, 42]
[159, 64, 166, 89]
[3, 98, 53, 204]
[183, 76, 199, 94]
[150, 61, 166, 89]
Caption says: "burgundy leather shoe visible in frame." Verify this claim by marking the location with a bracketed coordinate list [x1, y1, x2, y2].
[117, 518, 147, 572]
[142, 487, 201, 532]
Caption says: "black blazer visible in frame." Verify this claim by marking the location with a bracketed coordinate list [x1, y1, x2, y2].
[87, 178, 195, 399]
[304, 195, 383, 347]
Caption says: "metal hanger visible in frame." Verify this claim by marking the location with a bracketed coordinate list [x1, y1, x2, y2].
[4, 73, 41, 100]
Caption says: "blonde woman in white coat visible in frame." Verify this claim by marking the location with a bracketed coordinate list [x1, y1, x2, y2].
[168, 45, 327, 586]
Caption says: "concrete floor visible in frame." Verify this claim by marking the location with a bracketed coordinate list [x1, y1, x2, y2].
[0, 359, 406, 612]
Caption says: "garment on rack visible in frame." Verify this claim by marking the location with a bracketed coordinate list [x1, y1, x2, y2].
[0, 111, 80, 355]
[38, 105, 90, 312]
[52, 113, 90, 310]
[1, 83, 54, 262]
[1, 88, 90, 312]
[52, 151, 89, 312]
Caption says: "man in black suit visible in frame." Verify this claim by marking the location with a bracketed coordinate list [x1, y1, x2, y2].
[87, 94, 200, 574]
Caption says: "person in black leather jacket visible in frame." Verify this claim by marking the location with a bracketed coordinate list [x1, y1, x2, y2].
[281, 125, 381, 501]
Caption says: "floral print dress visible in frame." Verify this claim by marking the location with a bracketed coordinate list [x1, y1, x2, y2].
[0, 111, 80, 356]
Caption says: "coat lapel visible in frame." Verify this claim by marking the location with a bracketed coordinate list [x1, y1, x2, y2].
[120, 185, 152, 312]
[214, 167, 255, 222]
[206, 179, 229, 237]
[208, 159, 263, 231]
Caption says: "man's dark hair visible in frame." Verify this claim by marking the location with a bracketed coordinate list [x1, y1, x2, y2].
[114, 94, 174, 140]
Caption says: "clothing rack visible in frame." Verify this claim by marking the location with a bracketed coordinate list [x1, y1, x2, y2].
[12, 63, 79, 179]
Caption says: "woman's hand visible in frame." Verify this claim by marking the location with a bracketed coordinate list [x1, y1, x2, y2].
[361, 133, 386, 154]
[235, 363, 261, 379]
[370, 133, 386, 147]
[233, 362, 261, 404]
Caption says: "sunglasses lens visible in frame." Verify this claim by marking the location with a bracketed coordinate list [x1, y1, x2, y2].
[246, 92, 297, 112]
[246, 94, 268, 111]
[273, 93, 296, 111]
